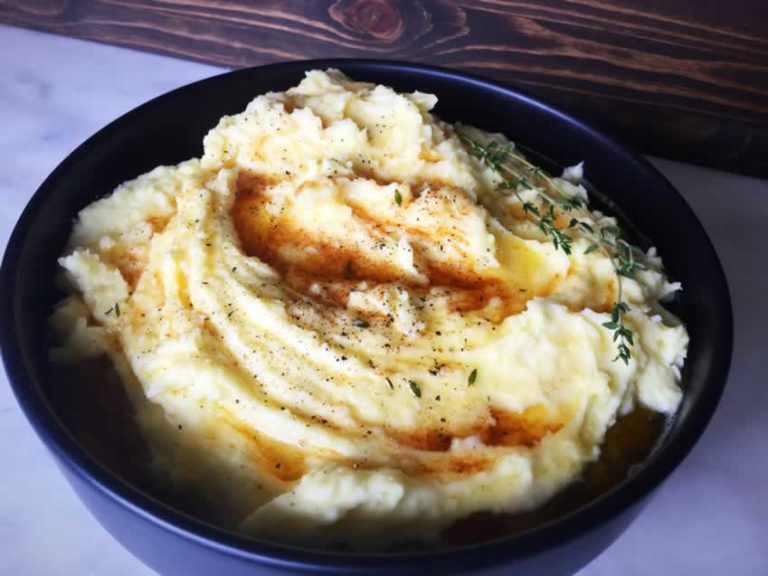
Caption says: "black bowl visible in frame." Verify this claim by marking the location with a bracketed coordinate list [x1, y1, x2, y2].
[0, 60, 732, 576]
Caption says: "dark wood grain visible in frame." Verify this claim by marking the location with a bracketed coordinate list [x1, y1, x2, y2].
[2, 0, 766, 176]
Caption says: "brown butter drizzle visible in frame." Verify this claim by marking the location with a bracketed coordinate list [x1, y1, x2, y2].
[228, 171, 591, 468]
[230, 171, 542, 317]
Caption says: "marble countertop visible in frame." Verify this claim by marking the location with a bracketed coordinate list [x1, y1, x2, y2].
[1, 24, 766, 576]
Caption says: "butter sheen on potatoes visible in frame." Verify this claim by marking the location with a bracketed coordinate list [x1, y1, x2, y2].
[51, 70, 687, 549]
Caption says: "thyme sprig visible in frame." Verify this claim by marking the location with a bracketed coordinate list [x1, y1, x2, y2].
[457, 128, 645, 363]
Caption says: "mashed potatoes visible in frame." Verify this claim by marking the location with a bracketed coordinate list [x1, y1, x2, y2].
[51, 70, 687, 549]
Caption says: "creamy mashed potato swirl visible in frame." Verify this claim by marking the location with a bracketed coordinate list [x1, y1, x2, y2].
[51, 70, 687, 549]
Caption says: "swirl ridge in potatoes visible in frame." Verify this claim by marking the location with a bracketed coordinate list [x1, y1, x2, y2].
[51, 70, 687, 549]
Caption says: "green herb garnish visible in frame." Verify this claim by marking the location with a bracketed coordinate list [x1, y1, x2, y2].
[114, 302, 121, 318]
[458, 128, 645, 364]
[603, 301, 633, 364]
[409, 380, 422, 398]
[394, 189, 403, 206]
[468, 368, 478, 386]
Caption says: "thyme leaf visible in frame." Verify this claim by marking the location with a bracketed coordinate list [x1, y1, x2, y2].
[468, 368, 478, 386]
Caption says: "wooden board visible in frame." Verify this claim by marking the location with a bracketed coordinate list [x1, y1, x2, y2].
[2, 0, 766, 177]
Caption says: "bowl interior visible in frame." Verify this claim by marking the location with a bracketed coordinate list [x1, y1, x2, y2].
[1, 60, 732, 565]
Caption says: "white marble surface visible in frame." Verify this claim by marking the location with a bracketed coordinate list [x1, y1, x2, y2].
[1, 24, 766, 576]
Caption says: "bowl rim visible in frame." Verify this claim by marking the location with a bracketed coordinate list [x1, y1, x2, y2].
[0, 58, 733, 573]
